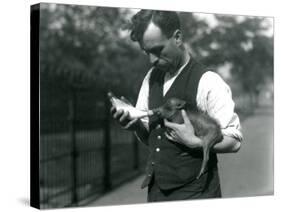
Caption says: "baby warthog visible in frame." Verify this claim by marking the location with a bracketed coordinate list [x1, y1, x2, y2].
[152, 98, 223, 179]
[108, 92, 223, 179]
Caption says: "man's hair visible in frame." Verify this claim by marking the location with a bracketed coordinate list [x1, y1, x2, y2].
[129, 10, 181, 43]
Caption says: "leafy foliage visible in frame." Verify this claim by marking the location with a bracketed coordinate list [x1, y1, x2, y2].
[39, 4, 273, 104]
[181, 13, 273, 99]
[40, 4, 149, 100]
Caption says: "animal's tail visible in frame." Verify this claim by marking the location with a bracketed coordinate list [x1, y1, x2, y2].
[196, 140, 210, 179]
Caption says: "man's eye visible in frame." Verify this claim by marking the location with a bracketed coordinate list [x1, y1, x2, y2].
[151, 46, 164, 56]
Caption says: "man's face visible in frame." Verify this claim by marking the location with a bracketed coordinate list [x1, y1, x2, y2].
[141, 22, 182, 73]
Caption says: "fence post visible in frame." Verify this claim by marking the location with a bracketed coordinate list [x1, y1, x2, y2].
[69, 86, 78, 206]
[103, 94, 112, 191]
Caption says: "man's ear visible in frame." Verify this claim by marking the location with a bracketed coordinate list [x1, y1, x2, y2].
[173, 30, 183, 46]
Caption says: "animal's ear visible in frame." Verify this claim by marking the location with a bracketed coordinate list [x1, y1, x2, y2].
[177, 101, 186, 109]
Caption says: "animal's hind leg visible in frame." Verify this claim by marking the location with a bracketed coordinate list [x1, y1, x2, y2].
[195, 126, 222, 179]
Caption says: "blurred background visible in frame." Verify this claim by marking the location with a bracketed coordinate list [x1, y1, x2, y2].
[37, 3, 273, 209]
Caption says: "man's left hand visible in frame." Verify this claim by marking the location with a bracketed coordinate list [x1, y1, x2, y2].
[164, 110, 203, 149]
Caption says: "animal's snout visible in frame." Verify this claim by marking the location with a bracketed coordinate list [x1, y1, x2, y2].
[152, 108, 162, 116]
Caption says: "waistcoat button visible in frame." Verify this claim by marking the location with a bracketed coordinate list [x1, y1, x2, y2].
[157, 135, 161, 140]
[156, 148, 160, 152]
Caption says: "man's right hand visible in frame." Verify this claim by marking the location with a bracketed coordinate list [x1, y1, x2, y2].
[110, 106, 140, 131]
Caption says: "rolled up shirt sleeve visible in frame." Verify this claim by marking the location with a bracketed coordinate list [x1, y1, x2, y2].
[135, 69, 153, 131]
[197, 71, 243, 142]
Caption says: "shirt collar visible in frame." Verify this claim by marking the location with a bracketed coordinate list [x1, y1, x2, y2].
[165, 56, 191, 79]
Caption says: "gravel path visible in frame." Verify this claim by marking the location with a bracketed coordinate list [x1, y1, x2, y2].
[89, 106, 274, 206]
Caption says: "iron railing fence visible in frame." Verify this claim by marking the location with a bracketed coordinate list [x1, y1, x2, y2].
[39, 81, 148, 209]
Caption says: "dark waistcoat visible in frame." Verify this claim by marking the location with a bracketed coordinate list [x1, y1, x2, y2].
[141, 58, 218, 190]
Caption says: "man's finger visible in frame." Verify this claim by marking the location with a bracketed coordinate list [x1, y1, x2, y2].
[113, 109, 123, 119]
[120, 111, 130, 123]
[110, 106, 116, 114]
[123, 118, 138, 129]
[164, 119, 180, 131]
[164, 131, 176, 141]
[181, 110, 192, 126]
[121, 96, 132, 105]
[170, 130, 177, 138]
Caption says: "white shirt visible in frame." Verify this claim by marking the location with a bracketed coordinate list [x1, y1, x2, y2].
[135, 63, 243, 142]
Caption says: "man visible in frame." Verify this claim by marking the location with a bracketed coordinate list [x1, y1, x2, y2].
[111, 10, 243, 202]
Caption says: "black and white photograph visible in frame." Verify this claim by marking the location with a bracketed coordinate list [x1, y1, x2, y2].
[29, 2, 274, 210]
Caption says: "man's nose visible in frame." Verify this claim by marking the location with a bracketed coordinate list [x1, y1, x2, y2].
[149, 54, 159, 66]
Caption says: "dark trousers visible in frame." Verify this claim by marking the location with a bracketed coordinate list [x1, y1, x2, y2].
[147, 167, 222, 202]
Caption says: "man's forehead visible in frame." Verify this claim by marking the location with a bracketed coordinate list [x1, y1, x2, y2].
[142, 22, 166, 48]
